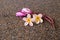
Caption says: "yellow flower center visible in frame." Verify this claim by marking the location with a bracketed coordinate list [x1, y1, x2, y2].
[26, 18, 31, 23]
[35, 16, 40, 22]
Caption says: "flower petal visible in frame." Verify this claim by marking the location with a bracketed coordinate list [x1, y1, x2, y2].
[31, 18, 35, 22]
[24, 22, 28, 26]
[27, 14, 31, 18]
[21, 8, 31, 14]
[36, 21, 40, 24]
[16, 12, 26, 16]
[40, 19, 43, 23]
[33, 14, 37, 18]
[23, 17, 26, 21]
[38, 14, 43, 18]
[29, 22, 33, 26]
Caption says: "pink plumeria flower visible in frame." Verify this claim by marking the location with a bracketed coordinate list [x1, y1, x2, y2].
[32, 14, 43, 24]
[23, 14, 33, 26]
[16, 8, 32, 17]
[21, 8, 32, 14]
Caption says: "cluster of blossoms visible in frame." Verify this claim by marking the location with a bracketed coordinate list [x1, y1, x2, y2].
[16, 8, 43, 26]
[23, 14, 43, 26]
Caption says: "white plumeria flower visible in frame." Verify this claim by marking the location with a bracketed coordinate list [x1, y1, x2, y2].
[33, 14, 43, 24]
[23, 14, 33, 26]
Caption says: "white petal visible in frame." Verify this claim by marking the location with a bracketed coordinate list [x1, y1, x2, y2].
[29, 22, 33, 26]
[36, 21, 40, 24]
[24, 22, 28, 26]
[31, 18, 35, 22]
[40, 19, 43, 23]
[23, 17, 26, 21]
[33, 14, 36, 17]
[38, 14, 43, 18]
[27, 14, 31, 18]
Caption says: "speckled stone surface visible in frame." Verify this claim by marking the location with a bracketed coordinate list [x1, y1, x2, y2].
[0, 0, 60, 40]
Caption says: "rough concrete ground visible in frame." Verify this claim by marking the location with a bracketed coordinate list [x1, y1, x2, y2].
[0, 0, 60, 40]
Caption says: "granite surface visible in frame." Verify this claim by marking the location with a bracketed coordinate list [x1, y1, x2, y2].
[0, 0, 60, 40]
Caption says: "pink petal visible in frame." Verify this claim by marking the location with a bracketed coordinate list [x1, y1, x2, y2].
[16, 12, 26, 17]
[21, 8, 32, 14]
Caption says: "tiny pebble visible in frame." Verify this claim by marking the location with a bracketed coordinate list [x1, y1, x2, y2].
[0, 24, 2, 26]
[7, 23, 11, 25]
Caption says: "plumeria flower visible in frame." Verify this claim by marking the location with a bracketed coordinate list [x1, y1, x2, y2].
[16, 8, 32, 17]
[33, 14, 43, 24]
[23, 14, 33, 26]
